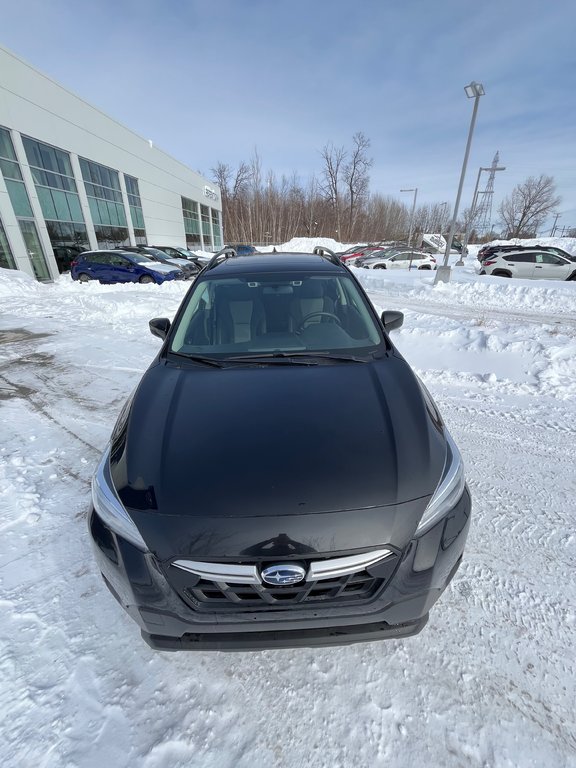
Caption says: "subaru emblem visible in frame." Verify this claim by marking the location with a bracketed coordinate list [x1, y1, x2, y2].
[261, 563, 306, 586]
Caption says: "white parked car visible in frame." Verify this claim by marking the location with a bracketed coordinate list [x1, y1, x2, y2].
[480, 250, 576, 281]
[360, 250, 437, 270]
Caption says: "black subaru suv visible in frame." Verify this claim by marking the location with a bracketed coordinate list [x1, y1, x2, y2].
[88, 250, 471, 650]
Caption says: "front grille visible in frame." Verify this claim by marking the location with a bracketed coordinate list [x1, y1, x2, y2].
[169, 552, 400, 614]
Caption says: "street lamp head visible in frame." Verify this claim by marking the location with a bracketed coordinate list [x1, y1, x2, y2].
[464, 81, 485, 98]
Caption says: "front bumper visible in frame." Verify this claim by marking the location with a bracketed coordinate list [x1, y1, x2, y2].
[88, 486, 471, 651]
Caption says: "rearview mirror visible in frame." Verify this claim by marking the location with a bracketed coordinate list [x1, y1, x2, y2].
[381, 310, 404, 332]
[149, 317, 171, 340]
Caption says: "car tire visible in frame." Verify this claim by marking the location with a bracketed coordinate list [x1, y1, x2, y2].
[373, 264, 386, 270]
[78, 273, 91, 283]
[139, 274, 155, 284]
[567, 272, 576, 281]
[418, 266, 431, 270]
[492, 270, 512, 278]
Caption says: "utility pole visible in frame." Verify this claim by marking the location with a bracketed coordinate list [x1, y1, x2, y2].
[550, 212, 561, 236]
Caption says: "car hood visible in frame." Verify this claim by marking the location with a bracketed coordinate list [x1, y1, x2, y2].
[165, 257, 191, 268]
[145, 262, 180, 274]
[110, 356, 446, 557]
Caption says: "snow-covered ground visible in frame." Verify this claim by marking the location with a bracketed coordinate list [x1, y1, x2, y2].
[1, 244, 575, 767]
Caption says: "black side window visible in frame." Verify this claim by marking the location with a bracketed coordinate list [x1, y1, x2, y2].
[92, 253, 110, 265]
[540, 254, 564, 264]
[504, 253, 533, 263]
[110, 255, 129, 267]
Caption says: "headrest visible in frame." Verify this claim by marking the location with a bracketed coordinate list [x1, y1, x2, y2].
[299, 280, 324, 299]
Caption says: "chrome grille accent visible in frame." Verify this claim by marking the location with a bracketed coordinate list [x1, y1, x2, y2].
[169, 549, 399, 614]
[172, 548, 393, 585]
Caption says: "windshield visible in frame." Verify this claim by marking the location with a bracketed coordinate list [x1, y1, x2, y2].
[143, 248, 168, 259]
[128, 254, 154, 264]
[170, 273, 384, 358]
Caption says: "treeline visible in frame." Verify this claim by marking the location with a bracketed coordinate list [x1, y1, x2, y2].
[211, 136, 457, 246]
[211, 136, 564, 245]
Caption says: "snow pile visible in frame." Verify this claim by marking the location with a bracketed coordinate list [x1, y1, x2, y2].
[0, 267, 44, 297]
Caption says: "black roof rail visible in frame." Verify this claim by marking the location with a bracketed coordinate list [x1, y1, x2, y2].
[312, 246, 341, 267]
[206, 246, 238, 270]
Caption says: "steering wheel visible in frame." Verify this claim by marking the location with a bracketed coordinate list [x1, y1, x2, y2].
[297, 311, 343, 332]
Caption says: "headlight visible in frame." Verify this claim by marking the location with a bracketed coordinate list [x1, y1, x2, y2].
[415, 430, 466, 536]
[91, 448, 148, 551]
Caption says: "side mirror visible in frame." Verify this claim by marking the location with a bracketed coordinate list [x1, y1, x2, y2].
[381, 310, 404, 332]
[149, 317, 171, 340]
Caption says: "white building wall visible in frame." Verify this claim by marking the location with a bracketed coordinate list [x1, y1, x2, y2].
[0, 45, 221, 277]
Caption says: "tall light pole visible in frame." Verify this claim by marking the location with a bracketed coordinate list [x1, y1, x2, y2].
[435, 81, 485, 285]
[458, 163, 505, 265]
[401, 187, 418, 246]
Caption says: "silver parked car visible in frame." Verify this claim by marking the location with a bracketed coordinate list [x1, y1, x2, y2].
[360, 249, 437, 270]
[480, 249, 576, 281]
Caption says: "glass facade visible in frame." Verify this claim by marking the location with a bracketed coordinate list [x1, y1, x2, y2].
[182, 196, 201, 247]
[0, 127, 34, 217]
[200, 204, 212, 247]
[0, 126, 52, 279]
[124, 175, 145, 227]
[0, 218, 16, 270]
[80, 158, 129, 247]
[211, 208, 222, 247]
[19, 220, 50, 280]
[22, 136, 90, 264]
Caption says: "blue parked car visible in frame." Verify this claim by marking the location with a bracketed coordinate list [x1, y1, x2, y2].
[70, 250, 184, 285]
[228, 244, 258, 256]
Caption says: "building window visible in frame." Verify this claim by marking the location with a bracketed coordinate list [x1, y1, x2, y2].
[133, 228, 147, 245]
[182, 196, 201, 247]
[18, 220, 50, 281]
[200, 204, 212, 247]
[80, 158, 128, 244]
[211, 208, 222, 247]
[0, 127, 52, 279]
[21, 136, 89, 269]
[93, 225, 130, 250]
[0, 218, 16, 270]
[124, 174, 146, 236]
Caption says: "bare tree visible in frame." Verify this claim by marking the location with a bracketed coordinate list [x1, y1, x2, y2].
[320, 142, 347, 239]
[342, 132, 372, 241]
[498, 175, 561, 238]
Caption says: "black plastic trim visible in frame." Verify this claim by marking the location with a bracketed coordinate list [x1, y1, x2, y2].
[142, 614, 428, 651]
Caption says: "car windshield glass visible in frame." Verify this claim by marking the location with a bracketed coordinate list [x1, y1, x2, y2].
[129, 254, 154, 264]
[143, 249, 167, 258]
[169, 273, 384, 358]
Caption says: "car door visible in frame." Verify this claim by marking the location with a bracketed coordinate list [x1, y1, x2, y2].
[108, 253, 137, 282]
[388, 253, 408, 269]
[406, 251, 423, 270]
[503, 252, 536, 278]
[85, 252, 112, 281]
[535, 252, 572, 280]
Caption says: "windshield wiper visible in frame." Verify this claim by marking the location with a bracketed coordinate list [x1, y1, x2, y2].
[173, 353, 225, 367]
[226, 352, 369, 364]
[224, 352, 320, 365]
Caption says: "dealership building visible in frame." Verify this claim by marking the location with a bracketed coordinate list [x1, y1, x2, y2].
[0, 45, 222, 280]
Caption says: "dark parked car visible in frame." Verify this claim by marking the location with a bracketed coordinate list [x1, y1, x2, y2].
[52, 245, 85, 273]
[120, 246, 198, 278]
[89, 250, 471, 650]
[71, 250, 183, 284]
[150, 245, 205, 270]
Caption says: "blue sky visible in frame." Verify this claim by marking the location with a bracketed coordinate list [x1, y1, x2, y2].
[3, 0, 576, 233]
